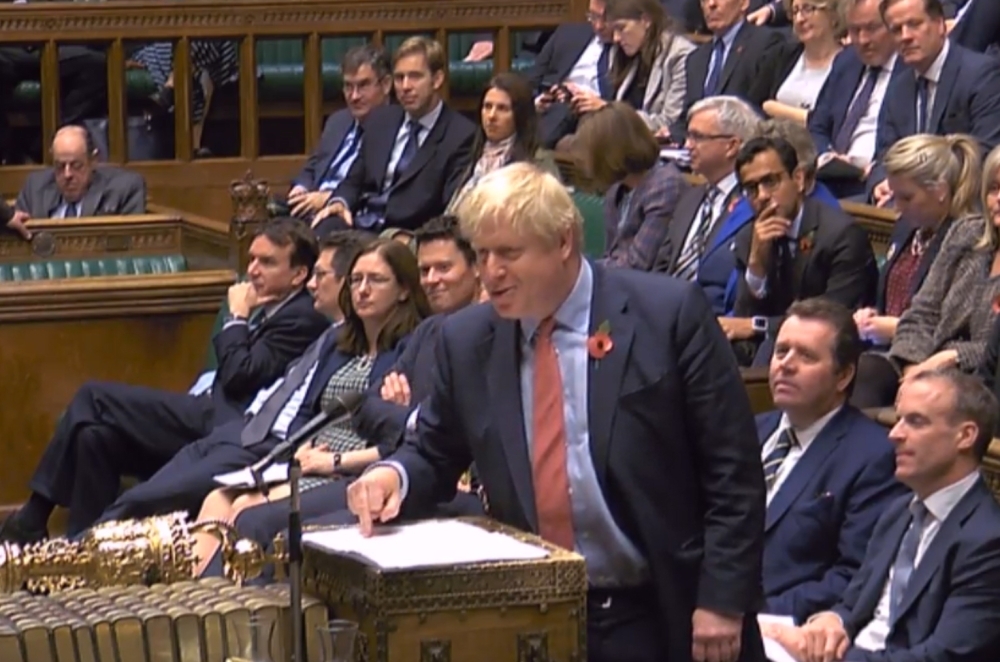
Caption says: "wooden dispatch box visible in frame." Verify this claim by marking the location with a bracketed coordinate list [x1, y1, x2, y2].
[302, 517, 587, 662]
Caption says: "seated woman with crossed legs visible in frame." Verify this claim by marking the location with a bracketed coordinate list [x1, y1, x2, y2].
[189, 238, 430, 576]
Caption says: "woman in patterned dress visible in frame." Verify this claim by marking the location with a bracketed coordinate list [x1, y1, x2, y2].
[189, 238, 430, 574]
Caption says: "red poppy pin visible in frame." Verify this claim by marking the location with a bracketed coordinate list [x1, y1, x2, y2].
[588, 320, 614, 360]
[727, 197, 740, 214]
[799, 229, 816, 255]
[992, 293, 1000, 315]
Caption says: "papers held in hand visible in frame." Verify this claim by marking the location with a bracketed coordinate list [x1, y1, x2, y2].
[215, 463, 289, 488]
[302, 520, 549, 570]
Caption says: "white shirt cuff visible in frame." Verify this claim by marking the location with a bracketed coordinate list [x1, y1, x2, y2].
[745, 270, 768, 298]
[222, 318, 248, 330]
[405, 405, 421, 436]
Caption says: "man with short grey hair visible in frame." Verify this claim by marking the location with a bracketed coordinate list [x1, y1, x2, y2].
[653, 95, 761, 314]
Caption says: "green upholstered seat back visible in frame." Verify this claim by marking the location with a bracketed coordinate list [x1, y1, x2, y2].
[570, 190, 606, 259]
[0, 255, 187, 282]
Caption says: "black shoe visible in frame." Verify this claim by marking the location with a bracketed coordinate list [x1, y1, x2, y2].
[0, 512, 48, 546]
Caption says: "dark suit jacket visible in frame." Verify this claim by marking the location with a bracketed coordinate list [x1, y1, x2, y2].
[832, 479, 1000, 661]
[209, 289, 329, 421]
[292, 108, 356, 191]
[15, 165, 146, 218]
[979, 314, 1000, 424]
[950, 0, 1000, 53]
[756, 407, 905, 624]
[524, 22, 595, 92]
[733, 197, 878, 320]
[869, 43, 1000, 189]
[352, 313, 446, 454]
[602, 161, 686, 271]
[333, 103, 475, 231]
[672, 22, 785, 140]
[393, 264, 767, 662]
[874, 217, 954, 315]
[808, 49, 906, 156]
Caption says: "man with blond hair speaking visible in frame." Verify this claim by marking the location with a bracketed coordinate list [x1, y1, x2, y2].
[346, 163, 768, 662]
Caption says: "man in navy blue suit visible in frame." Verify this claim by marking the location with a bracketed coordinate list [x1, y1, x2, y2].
[756, 298, 905, 624]
[346, 163, 768, 662]
[808, 0, 901, 199]
[285, 45, 391, 220]
[869, 0, 1000, 206]
[770, 368, 1000, 661]
[949, 0, 1000, 53]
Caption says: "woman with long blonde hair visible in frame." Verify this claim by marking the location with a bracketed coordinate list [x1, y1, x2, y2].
[851, 134, 988, 407]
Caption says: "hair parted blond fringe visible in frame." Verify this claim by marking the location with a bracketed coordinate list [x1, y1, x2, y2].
[453, 162, 583, 250]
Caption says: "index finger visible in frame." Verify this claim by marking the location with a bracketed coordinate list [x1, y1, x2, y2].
[350, 483, 377, 536]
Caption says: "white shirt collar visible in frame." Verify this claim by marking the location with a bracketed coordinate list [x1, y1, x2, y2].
[921, 40, 949, 83]
[777, 405, 843, 454]
[918, 470, 980, 524]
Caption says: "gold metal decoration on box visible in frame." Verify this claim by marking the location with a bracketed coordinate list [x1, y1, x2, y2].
[302, 517, 588, 662]
[0, 579, 330, 662]
[0, 512, 281, 594]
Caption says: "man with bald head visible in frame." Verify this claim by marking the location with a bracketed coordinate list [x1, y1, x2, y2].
[15, 125, 146, 220]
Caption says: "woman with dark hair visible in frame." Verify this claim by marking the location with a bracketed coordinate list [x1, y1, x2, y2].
[568, 0, 694, 134]
[188, 238, 430, 575]
[447, 72, 559, 211]
[574, 101, 685, 271]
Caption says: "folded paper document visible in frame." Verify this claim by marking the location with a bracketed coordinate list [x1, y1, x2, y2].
[303, 520, 549, 570]
[214, 463, 289, 488]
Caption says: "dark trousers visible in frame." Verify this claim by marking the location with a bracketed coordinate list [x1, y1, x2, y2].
[97, 420, 271, 524]
[587, 587, 664, 662]
[849, 351, 901, 408]
[29, 380, 216, 535]
[0, 45, 107, 159]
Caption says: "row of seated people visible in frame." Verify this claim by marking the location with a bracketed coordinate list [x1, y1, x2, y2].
[4, 162, 1000, 661]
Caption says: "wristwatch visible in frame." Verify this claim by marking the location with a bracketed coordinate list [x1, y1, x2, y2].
[751, 316, 769, 335]
[332, 452, 343, 471]
[225, 313, 248, 324]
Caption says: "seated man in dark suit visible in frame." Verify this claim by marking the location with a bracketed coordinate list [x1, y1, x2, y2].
[284, 45, 391, 220]
[0, 220, 331, 543]
[728, 137, 877, 362]
[653, 95, 761, 313]
[15, 125, 147, 219]
[869, 0, 1000, 206]
[757, 298, 905, 624]
[311, 37, 476, 236]
[768, 368, 1000, 661]
[948, 0, 1000, 53]
[808, 0, 901, 200]
[202, 216, 485, 577]
[90, 231, 403, 525]
[669, 0, 785, 141]
[527, 0, 615, 148]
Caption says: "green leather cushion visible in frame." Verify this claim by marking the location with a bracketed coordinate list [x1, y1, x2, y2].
[10, 37, 538, 109]
[0, 254, 186, 281]
[571, 190, 606, 259]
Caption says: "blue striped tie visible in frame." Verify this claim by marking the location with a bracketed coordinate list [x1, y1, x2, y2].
[763, 428, 797, 490]
[889, 501, 928, 624]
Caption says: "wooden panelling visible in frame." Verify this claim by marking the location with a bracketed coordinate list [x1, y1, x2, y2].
[742, 367, 773, 414]
[0, 270, 235, 507]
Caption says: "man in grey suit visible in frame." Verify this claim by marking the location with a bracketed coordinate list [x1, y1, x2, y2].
[15, 125, 146, 219]
[284, 44, 392, 220]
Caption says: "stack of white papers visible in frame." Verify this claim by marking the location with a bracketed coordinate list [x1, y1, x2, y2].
[214, 463, 289, 488]
[302, 520, 549, 570]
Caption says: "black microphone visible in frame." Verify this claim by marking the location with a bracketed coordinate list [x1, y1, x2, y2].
[248, 390, 365, 492]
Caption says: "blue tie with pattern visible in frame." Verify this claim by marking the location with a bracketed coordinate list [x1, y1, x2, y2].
[703, 39, 726, 96]
[889, 501, 928, 624]
[763, 428, 797, 490]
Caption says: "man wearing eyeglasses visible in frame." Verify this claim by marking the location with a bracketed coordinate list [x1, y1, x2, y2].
[727, 136, 877, 364]
[808, 0, 902, 200]
[284, 45, 392, 221]
[14, 124, 146, 221]
[653, 95, 761, 314]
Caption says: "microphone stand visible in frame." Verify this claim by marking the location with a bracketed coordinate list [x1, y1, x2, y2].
[287, 457, 305, 662]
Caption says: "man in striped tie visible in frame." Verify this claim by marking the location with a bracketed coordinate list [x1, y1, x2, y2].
[753, 298, 905, 624]
[766, 368, 1000, 662]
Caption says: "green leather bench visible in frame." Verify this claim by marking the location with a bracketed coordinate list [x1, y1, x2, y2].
[0, 254, 186, 281]
[9, 35, 537, 111]
[571, 190, 605, 259]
